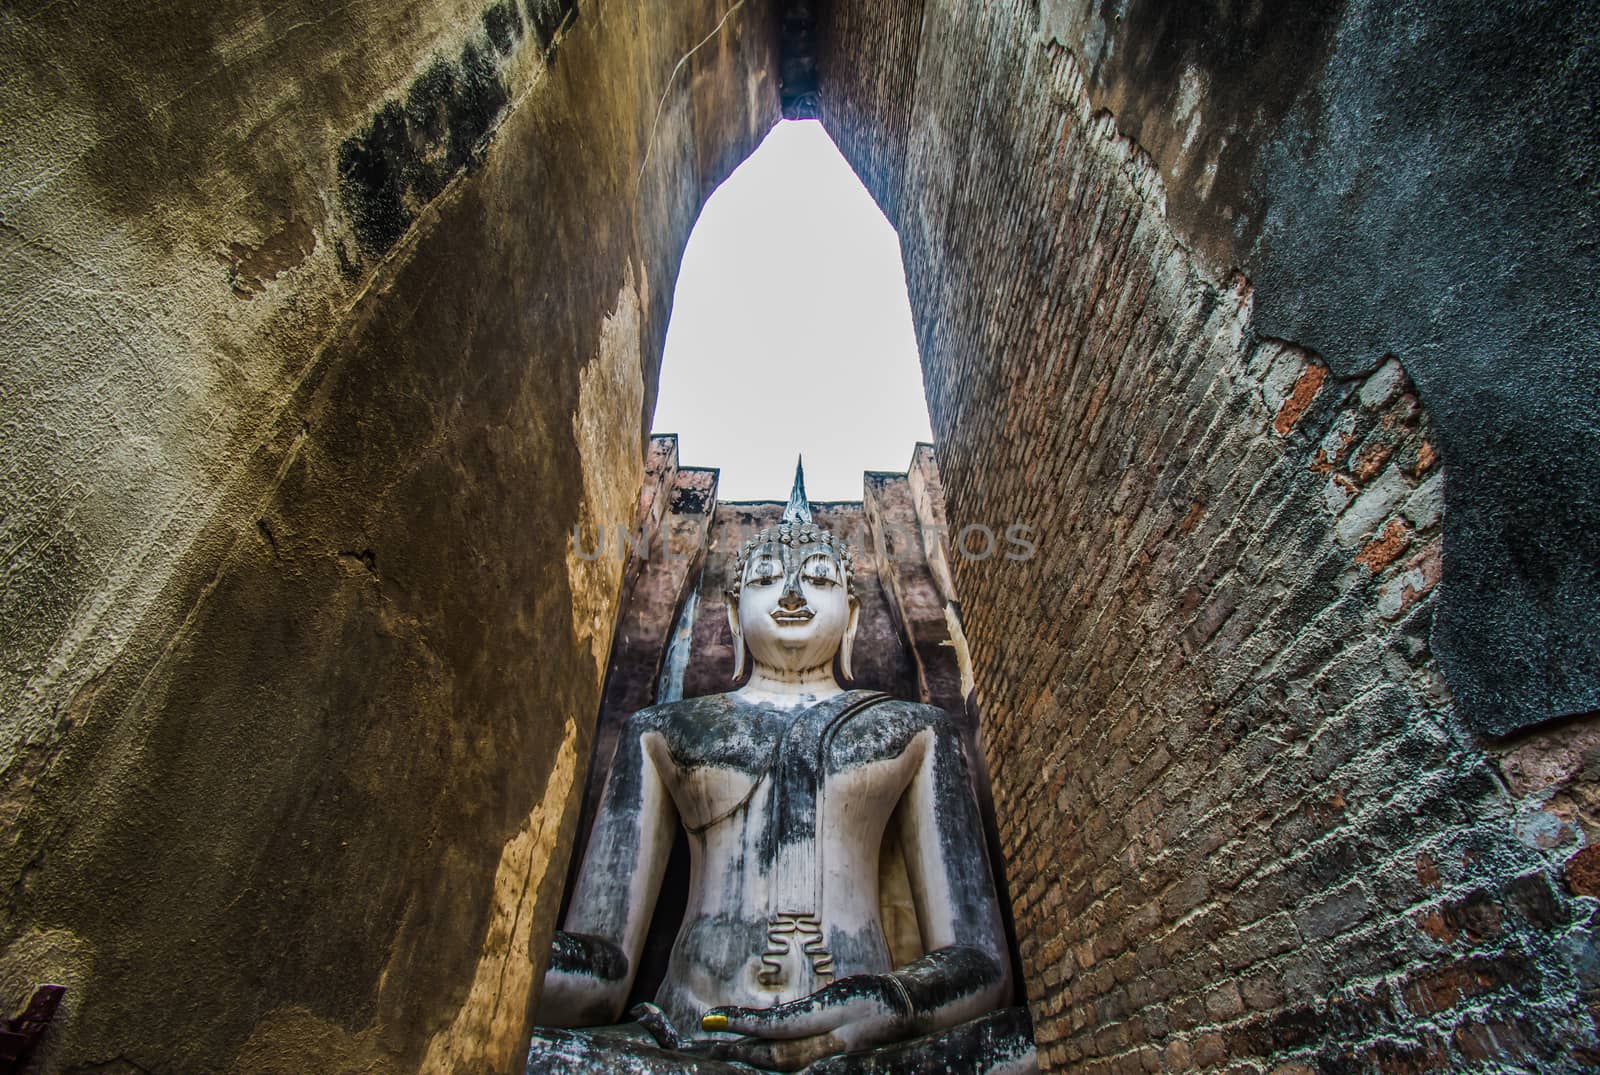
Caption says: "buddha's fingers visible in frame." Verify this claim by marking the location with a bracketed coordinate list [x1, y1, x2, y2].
[706, 1031, 844, 1072]
[804, 1006, 1039, 1075]
[702, 998, 840, 1039]
[704, 974, 903, 1040]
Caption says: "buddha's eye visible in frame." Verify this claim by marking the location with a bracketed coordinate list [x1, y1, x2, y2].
[748, 561, 781, 585]
[802, 558, 837, 586]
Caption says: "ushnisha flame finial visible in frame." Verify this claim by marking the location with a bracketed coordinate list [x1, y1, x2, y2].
[783, 456, 813, 526]
[729, 456, 855, 598]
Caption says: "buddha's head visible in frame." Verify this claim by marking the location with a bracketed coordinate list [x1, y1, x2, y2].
[726, 462, 859, 682]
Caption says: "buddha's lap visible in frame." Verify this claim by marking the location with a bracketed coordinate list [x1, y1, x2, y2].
[524, 1007, 1038, 1074]
[525, 1022, 757, 1074]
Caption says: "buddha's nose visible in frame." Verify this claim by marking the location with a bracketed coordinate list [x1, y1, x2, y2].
[778, 578, 807, 611]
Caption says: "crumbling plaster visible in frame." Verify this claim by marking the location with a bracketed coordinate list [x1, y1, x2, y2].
[1037, 0, 1600, 734]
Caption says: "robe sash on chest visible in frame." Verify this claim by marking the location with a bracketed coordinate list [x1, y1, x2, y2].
[759, 689, 890, 986]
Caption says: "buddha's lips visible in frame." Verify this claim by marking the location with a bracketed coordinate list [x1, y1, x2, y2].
[770, 608, 814, 625]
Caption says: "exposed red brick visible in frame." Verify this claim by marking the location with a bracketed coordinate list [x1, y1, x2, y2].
[1403, 953, 1524, 1015]
[1310, 430, 1357, 474]
[1566, 845, 1600, 897]
[1367, 1032, 1451, 1073]
[1385, 538, 1444, 617]
[1351, 439, 1397, 482]
[1452, 1019, 1530, 1063]
[1357, 518, 1414, 573]
[1412, 439, 1439, 475]
[1417, 853, 1442, 890]
[1417, 908, 1456, 943]
[814, 11, 1591, 1071]
[1273, 362, 1330, 435]
[1192, 1033, 1228, 1068]
[1417, 891, 1505, 946]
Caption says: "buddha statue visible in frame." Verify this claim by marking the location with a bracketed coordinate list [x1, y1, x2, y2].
[528, 464, 1036, 1073]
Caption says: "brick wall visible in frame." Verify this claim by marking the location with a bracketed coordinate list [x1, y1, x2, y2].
[819, 3, 1599, 1069]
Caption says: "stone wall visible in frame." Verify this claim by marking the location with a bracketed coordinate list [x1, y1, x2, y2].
[0, 2, 778, 1072]
[817, 2, 1599, 1070]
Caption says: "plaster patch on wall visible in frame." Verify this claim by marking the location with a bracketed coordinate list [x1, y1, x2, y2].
[567, 265, 647, 678]
[216, 217, 318, 298]
[943, 602, 976, 700]
[1035, 0, 1087, 52]
[230, 1006, 389, 1075]
[1033, 0, 1600, 734]
[418, 719, 580, 1074]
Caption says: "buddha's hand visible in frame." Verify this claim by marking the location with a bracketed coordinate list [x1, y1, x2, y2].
[699, 973, 915, 1072]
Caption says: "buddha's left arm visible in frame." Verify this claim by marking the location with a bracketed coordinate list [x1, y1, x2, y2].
[894, 717, 1014, 1018]
[702, 719, 1012, 1071]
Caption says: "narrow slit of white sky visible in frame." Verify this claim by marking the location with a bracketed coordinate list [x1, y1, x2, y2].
[652, 120, 932, 502]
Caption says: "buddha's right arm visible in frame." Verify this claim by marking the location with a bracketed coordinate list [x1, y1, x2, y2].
[535, 716, 677, 1026]
[537, 931, 631, 1026]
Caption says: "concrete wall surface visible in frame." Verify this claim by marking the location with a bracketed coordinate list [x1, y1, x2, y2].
[0, 1, 777, 1071]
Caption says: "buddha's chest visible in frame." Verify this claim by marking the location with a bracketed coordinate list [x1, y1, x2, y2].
[643, 702, 927, 837]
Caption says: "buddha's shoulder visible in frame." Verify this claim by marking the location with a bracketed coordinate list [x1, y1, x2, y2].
[617, 693, 951, 729]
[618, 692, 959, 736]
[620, 694, 776, 771]
[825, 687, 960, 764]
[623, 693, 740, 730]
[860, 694, 953, 724]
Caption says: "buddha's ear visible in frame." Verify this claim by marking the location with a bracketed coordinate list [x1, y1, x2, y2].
[726, 593, 746, 681]
[839, 594, 861, 682]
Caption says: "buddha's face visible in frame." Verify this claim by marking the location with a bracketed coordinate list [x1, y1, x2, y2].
[734, 539, 855, 674]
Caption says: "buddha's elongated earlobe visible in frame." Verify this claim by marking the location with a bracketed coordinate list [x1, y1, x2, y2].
[839, 596, 860, 682]
[726, 594, 746, 681]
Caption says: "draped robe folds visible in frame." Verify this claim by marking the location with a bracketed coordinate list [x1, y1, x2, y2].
[530, 689, 1037, 1073]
